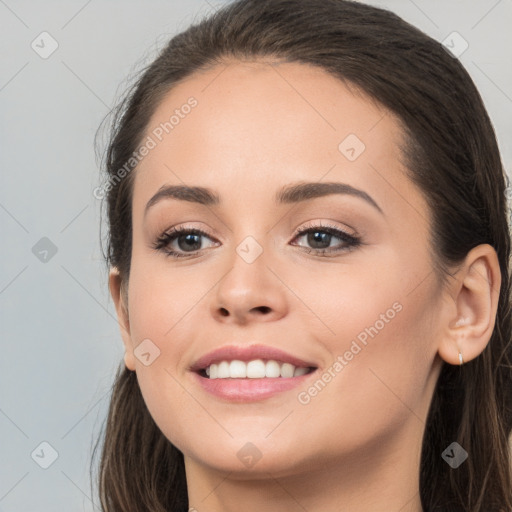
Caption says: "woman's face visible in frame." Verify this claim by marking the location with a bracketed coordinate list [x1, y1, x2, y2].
[115, 60, 448, 477]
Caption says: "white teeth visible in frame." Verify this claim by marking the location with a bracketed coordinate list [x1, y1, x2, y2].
[218, 361, 230, 378]
[229, 360, 246, 378]
[280, 363, 295, 378]
[293, 366, 309, 377]
[205, 359, 313, 379]
[247, 359, 266, 378]
[265, 360, 281, 378]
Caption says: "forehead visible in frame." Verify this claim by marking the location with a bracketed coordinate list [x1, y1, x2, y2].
[131, 59, 416, 219]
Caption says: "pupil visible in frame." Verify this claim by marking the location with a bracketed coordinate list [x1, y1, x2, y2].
[179, 234, 201, 251]
[308, 231, 330, 249]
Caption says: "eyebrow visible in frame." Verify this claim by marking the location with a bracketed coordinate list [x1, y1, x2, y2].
[144, 181, 383, 217]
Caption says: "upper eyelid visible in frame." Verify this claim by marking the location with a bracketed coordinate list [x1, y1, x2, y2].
[159, 222, 356, 240]
[294, 220, 358, 236]
[158, 223, 358, 249]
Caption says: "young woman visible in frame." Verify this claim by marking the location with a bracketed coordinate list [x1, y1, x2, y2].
[92, 1, 512, 510]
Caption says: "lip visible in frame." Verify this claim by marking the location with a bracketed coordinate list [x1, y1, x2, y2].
[189, 344, 318, 402]
[192, 370, 317, 402]
[190, 344, 316, 371]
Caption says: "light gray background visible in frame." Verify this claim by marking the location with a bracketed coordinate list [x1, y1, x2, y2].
[1, 1, 510, 510]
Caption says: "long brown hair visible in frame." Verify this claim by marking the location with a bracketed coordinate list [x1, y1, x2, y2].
[91, 1, 512, 510]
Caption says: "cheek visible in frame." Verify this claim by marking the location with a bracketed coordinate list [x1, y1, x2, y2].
[134, 369, 212, 464]
[290, 251, 403, 346]
[125, 267, 205, 447]
[127, 257, 207, 348]
[294, 255, 438, 416]
[325, 293, 436, 419]
[288, 295, 436, 464]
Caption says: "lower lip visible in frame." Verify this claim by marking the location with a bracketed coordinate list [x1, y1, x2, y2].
[192, 371, 316, 402]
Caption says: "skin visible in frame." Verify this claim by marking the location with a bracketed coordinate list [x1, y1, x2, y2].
[109, 60, 501, 512]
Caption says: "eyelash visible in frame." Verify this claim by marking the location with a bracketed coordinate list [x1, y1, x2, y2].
[153, 223, 361, 259]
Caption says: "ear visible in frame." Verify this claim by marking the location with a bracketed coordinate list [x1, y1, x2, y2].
[109, 267, 136, 371]
[437, 244, 501, 365]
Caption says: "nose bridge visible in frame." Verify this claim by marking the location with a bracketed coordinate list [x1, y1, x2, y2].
[225, 205, 273, 267]
[223, 233, 269, 301]
[211, 230, 287, 323]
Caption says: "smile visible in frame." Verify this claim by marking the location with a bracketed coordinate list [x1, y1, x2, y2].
[202, 359, 315, 379]
[190, 345, 319, 401]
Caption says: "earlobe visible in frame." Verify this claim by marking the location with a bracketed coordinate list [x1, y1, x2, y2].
[437, 244, 501, 366]
[109, 267, 136, 371]
[123, 351, 136, 372]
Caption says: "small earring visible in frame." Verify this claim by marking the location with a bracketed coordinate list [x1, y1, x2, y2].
[458, 351, 464, 365]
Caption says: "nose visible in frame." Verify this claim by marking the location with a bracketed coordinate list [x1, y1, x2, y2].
[211, 243, 288, 325]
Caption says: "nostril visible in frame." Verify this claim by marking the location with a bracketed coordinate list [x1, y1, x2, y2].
[218, 306, 271, 317]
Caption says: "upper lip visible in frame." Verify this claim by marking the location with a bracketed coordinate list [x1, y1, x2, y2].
[190, 344, 317, 372]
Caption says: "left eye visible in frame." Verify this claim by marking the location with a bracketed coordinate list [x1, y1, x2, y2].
[291, 225, 360, 254]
